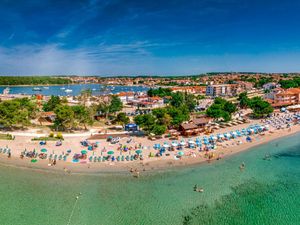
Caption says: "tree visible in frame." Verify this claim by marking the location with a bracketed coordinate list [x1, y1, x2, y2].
[249, 97, 274, 118]
[151, 124, 167, 135]
[238, 92, 251, 109]
[224, 101, 237, 114]
[79, 89, 92, 106]
[184, 93, 197, 112]
[147, 88, 172, 97]
[134, 114, 156, 132]
[54, 105, 74, 130]
[43, 96, 61, 112]
[170, 92, 184, 108]
[0, 98, 35, 128]
[206, 98, 237, 122]
[115, 112, 130, 125]
[72, 105, 93, 130]
[109, 96, 123, 114]
[167, 106, 190, 126]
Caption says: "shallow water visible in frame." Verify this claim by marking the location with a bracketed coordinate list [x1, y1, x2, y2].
[0, 84, 149, 96]
[0, 133, 299, 225]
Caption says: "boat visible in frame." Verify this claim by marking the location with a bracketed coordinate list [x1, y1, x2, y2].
[43, 86, 49, 89]
[65, 89, 73, 93]
[32, 87, 42, 91]
[60, 87, 66, 90]
[3, 87, 10, 95]
[92, 88, 96, 91]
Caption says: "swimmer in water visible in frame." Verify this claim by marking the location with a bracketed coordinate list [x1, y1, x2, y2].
[239, 162, 245, 170]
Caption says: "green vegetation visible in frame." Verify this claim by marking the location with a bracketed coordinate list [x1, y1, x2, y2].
[109, 96, 123, 113]
[279, 77, 300, 89]
[238, 92, 251, 109]
[249, 97, 273, 118]
[96, 96, 123, 119]
[254, 77, 273, 88]
[43, 95, 61, 112]
[134, 105, 190, 135]
[72, 105, 94, 130]
[237, 93, 273, 118]
[0, 133, 14, 140]
[147, 87, 172, 97]
[148, 88, 197, 112]
[206, 98, 237, 122]
[114, 112, 130, 125]
[0, 76, 71, 85]
[31, 136, 61, 141]
[0, 98, 38, 128]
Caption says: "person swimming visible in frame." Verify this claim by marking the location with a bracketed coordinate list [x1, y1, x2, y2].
[239, 162, 245, 170]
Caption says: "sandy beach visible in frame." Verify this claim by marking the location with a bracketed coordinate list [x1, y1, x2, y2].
[0, 114, 299, 175]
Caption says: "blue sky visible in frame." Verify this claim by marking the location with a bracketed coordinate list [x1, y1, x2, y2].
[1, 0, 300, 75]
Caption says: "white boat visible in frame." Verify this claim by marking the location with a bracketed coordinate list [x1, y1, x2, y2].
[32, 87, 42, 91]
[92, 88, 96, 91]
[60, 87, 66, 90]
[65, 89, 73, 93]
[43, 86, 49, 89]
[3, 87, 10, 95]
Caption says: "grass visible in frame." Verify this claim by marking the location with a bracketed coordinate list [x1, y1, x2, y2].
[0, 133, 14, 140]
[31, 137, 63, 141]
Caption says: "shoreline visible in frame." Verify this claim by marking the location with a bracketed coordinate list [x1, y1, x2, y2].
[0, 125, 299, 176]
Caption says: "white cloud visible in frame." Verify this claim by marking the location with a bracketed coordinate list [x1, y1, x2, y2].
[0, 44, 300, 76]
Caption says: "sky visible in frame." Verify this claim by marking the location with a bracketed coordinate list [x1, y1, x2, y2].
[1, 0, 300, 76]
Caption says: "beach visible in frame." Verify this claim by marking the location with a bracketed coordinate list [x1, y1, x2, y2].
[0, 115, 299, 175]
[0, 131, 299, 225]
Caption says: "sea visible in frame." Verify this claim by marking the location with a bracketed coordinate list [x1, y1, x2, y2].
[0, 84, 150, 96]
[0, 133, 299, 225]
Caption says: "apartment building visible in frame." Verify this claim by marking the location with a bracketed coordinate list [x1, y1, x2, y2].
[265, 88, 300, 107]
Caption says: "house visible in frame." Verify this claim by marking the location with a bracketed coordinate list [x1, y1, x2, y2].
[266, 88, 300, 107]
[117, 92, 135, 104]
[179, 115, 213, 136]
[263, 82, 280, 90]
[206, 84, 235, 97]
[192, 117, 212, 128]
[38, 111, 56, 125]
[179, 123, 199, 136]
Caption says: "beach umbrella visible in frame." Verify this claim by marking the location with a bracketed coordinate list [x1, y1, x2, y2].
[67, 149, 71, 153]
[188, 140, 195, 144]
[179, 140, 186, 146]
[171, 142, 178, 147]
[154, 143, 161, 149]
[178, 151, 184, 156]
[41, 148, 47, 153]
[81, 150, 87, 154]
[224, 133, 231, 138]
[163, 143, 170, 148]
[135, 150, 142, 154]
[31, 159, 38, 163]
[107, 151, 114, 155]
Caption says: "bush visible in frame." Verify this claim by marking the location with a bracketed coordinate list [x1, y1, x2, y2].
[49, 132, 54, 138]
[56, 132, 63, 140]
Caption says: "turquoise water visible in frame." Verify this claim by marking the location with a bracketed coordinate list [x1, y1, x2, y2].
[0, 84, 149, 96]
[0, 133, 299, 225]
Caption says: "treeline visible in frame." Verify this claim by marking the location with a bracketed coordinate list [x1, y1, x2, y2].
[0, 76, 71, 85]
[279, 77, 300, 89]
